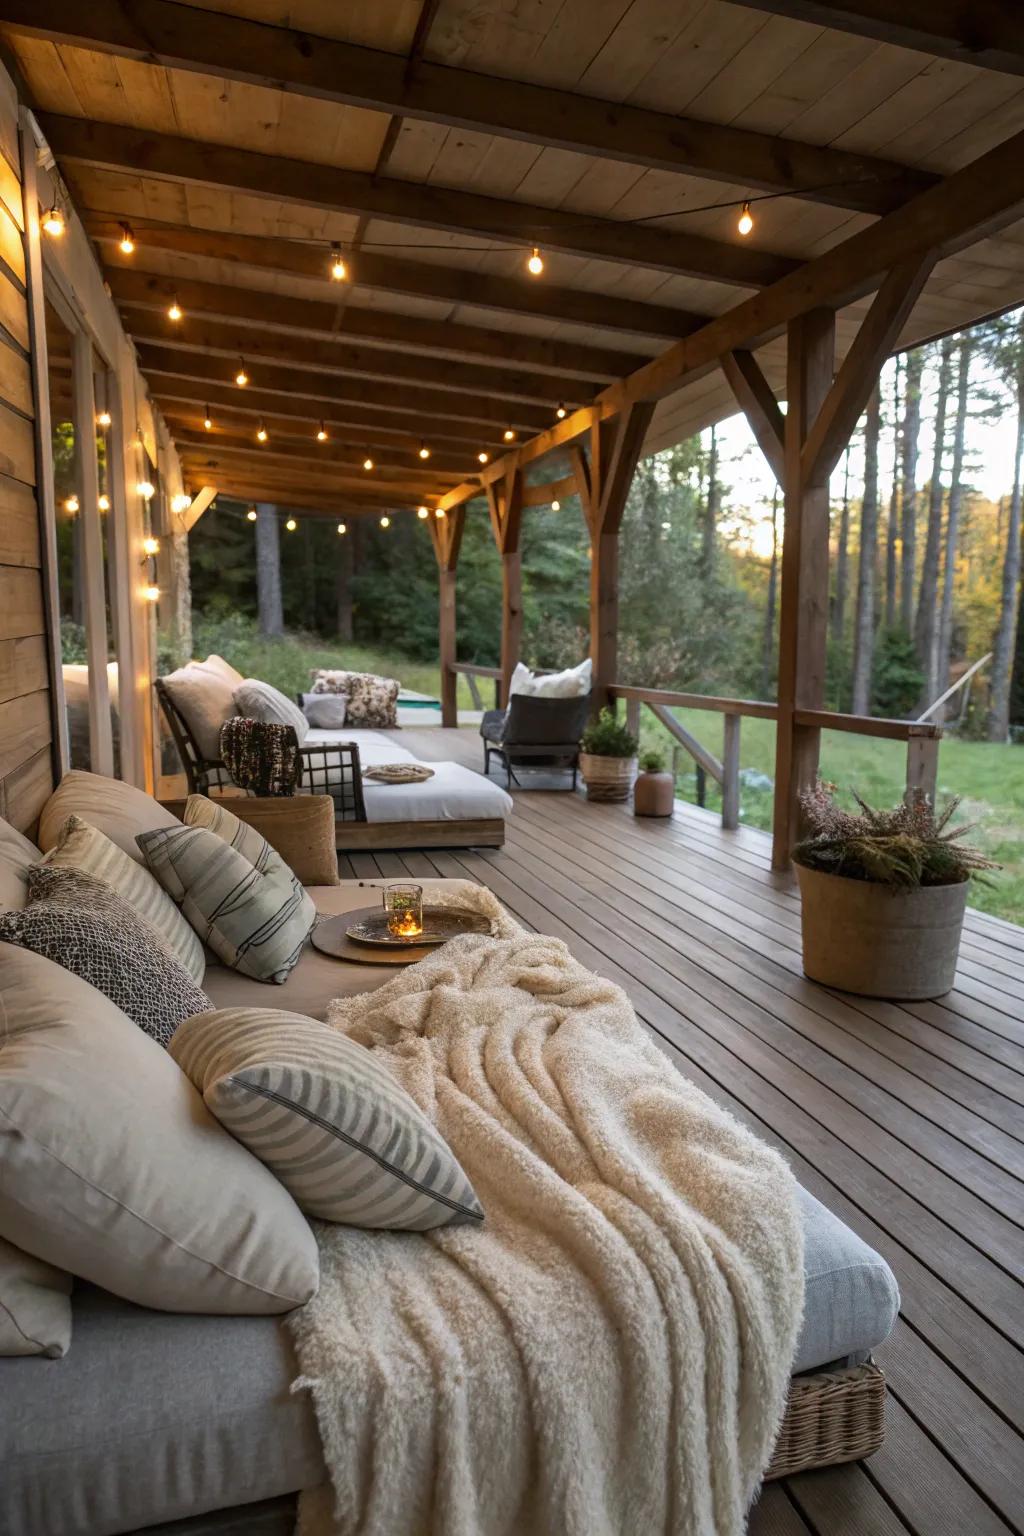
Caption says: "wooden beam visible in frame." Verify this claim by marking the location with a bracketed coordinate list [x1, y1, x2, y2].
[120, 310, 594, 407]
[485, 468, 524, 704]
[180, 477, 414, 517]
[42, 114, 798, 289]
[168, 424, 464, 480]
[71, 327, 114, 778]
[721, 350, 785, 484]
[135, 344, 554, 432]
[427, 506, 465, 728]
[178, 455, 437, 504]
[85, 216, 701, 342]
[521, 474, 576, 508]
[179, 484, 216, 533]
[7, 0, 934, 212]
[588, 403, 654, 711]
[728, 1, 1024, 76]
[103, 265, 639, 381]
[596, 402, 656, 535]
[801, 254, 935, 484]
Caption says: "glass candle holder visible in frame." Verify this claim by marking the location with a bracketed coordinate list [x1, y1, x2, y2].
[382, 881, 423, 939]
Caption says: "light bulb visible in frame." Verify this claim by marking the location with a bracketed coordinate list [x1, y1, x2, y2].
[661, 520, 672, 531]
[96, 409, 112, 428]
[285, 517, 297, 531]
[235, 361, 249, 387]
[316, 422, 327, 442]
[64, 493, 79, 514]
[363, 456, 374, 471]
[168, 296, 183, 321]
[256, 422, 268, 442]
[42, 205, 64, 238]
[143, 584, 160, 603]
[143, 535, 160, 556]
[556, 402, 566, 419]
[98, 493, 110, 512]
[247, 507, 257, 522]
[119, 223, 135, 254]
[203, 406, 212, 430]
[503, 427, 515, 442]
[527, 246, 543, 276]
[330, 244, 347, 281]
[478, 450, 489, 464]
[337, 521, 347, 535]
[418, 442, 430, 460]
[171, 493, 191, 513]
[379, 515, 390, 529]
[435, 508, 446, 519]
[738, 201, 753, 237]
[136, 479, 155, 500]
[417, 505, 429, 519]
[551, 499, 560, 512]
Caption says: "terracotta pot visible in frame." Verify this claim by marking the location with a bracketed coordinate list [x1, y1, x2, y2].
[579, 752, 636, 803]
[795, 864, 968, 1000]
[633, 770, 675, 817]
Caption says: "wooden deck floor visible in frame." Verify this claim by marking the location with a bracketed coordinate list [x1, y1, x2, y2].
[362, 726, 1024, 1536]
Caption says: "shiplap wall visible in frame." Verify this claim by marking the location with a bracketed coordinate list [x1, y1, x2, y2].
[0, 85, 53, 834]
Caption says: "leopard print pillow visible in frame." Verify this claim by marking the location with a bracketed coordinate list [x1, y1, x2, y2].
[310, 669, 399, 728]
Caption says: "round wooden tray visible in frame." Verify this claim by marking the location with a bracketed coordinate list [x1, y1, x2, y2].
[310, 905, 489, 966]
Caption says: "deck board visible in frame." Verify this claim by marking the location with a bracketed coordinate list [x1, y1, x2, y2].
[374, 728, 1024, 1533]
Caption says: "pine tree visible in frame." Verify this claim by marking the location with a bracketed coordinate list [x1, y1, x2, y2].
[885, 356, 901, 631]
[937, 335, 974, 695]
[987, 311, 1024, 740]
[761, 485, 779, 698]
[851, 386, 882, 715]
[831, 446, 852, 650]
[899, 347, 923, 633]
[914, 337, 954, 705]
[255, 503, 284, 637]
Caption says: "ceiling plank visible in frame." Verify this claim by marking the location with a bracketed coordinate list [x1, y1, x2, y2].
[102, 265, 640, 380]
[171, 425, 457, 480]
[40, 113, 798, 288]
[202, 486, 413, 518]
[84, 215, 700, 340]
[119, 310, 594, 406]
[2, 0, 934, 213]
[178, 456, 436, 504]
[159, 408, 479, 475]
[727, 1, 1024, 75]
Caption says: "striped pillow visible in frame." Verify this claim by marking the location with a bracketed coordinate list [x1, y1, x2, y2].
[42, 815, 205, 982]
[138, 799, 316, 984]
[170, 1007, 484, 1230]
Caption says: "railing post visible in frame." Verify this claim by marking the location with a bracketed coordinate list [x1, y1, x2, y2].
[625, 695, 640, 739]
[721, 712, 741, 830]
[906, 731, 940, 807]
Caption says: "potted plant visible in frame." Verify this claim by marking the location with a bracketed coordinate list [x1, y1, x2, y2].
[578, 708, 638, 803]
[634, 747, 675, 818]
[793, 782, 997, 1000]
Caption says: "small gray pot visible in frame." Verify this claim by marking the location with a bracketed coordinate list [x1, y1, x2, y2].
[795, 864, 969, 1000]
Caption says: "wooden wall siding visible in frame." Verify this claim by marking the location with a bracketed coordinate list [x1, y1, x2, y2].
[0, 90, 53, 833]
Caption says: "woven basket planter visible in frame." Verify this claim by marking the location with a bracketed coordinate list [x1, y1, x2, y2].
[765, 1361, 886, 1480]
[579, 752, 636, 803]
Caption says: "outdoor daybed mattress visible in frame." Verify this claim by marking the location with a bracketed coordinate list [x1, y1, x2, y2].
[0, 1186, 898, 1536]
[303, 729, 514, 824]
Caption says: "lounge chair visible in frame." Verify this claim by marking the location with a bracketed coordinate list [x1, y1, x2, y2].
[480, 691, 592, 788]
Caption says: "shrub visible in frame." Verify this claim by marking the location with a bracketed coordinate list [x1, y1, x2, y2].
[580, 707, 639, 759]
[871, 629, 925, 718]
[640, 748, 667, 773]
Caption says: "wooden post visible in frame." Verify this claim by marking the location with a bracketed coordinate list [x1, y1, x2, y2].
[905, 732, 940, 807]
[721, 712, 741, 831]
[772, 308, 836, 869]
[72, 328, 115, 778]
[428, 507, 465, 727]
[485, 469, 523, 706]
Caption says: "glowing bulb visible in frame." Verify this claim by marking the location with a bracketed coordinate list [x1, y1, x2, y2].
[247, 507, 257, 522]
[661, 520, 672, 531]
[42, 205, 64, 238]
[556, 402, 566, 419]
[143, 535, 160, 556]
[96, 409, 112, 428]
[435, 508, 446, 519]
[203, 406, 212, 430]
[337, 521, 347, 535]
[379, 515, 390, 529]
[136, 479, 155, 500]
[551, 499, 560, 512]
[98, 493, 110, 512]
[329, 244, 348, 281]
[417, 505, 429, 519]
[168, 296, 183, 321]
[171, 493, 191, 514]
[503, 427, 515, 442]
[235, 361, 249, 387]
[143, 584, 160, 603]
[478, 450, 489, 464]
[64, 493, 79, 514]
[527, 246, 543, 276]
[316, 422, 327, 442]
[418, 442, 430, 460]
[285, 517, 297, 531]
[738, 201, 753, 237]
[119, 223, 135, 254]
[363, 456, 374, 471]
[256, 422, 268, 442]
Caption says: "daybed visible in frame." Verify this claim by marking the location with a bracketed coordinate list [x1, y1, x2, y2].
[0, 781, 899, 1536]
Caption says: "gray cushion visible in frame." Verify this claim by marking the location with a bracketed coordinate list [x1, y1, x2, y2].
[792, 1185, 899, 1373]
[233, 680, 310, 745]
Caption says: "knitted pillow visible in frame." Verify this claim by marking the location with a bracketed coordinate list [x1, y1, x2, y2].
[0, 866, 211, 1047]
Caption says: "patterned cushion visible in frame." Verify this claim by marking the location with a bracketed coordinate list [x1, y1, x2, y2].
[310, 669, 399, 728]
[233, 679, 309, 744]
[138, 798, 317, 985]
[171, 1007, 484, 1230]
[300, 691, 348, 729]
[42, 814, 205, 983]
[0, 866, 211, 1046]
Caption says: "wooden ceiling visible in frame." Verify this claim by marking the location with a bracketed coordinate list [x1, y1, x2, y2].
[5, 0, 1024, 514]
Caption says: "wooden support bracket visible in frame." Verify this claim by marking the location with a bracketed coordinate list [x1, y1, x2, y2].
[721, 350, 785, 484]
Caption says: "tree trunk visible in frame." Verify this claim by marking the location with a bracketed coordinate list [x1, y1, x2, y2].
[851, 386, 882, 715]
[255, 502, 284, 636]
[987, 342, 1024, 739]
[336, 525, 354, 641]
[914, 337, 954, 705]
[885, 355, 901, 631]
[702, 423, 718, 575]
[760, 485, 779, 698]
[937, 335, 974, 700]
[831, 446, 852, 652]
[899, 348, 923, 634]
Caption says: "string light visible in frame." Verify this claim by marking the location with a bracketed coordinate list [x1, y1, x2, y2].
[337, 521, 347, 535]
[235, 360, 249, 387]
[167, 295, 183, 321]
[435, 508, 446, 519]
[316, 421, 328, 441]
[503, 427, 515, 442]
[118, 223, 135, 254]
[96, 409, 112, 428]
[285, 517, 297, 531]
[98, 494, 110, 512]
[478, 450, 489, 464]
[142, 535, 160, 556]
[551, 499, 560, 512]
[136, 479, 155, 500]
[42, 204, 64, 238]
[527, 247, 543, 276]
[203, 406, 213, 430]
[417, 505, 429, 519]
[418, 441, 430, 460]
[247, 506, 257, 522]
[738, 201, 754, 237]
[380, 515, 390, 529]
[143, 584, 160, 603]
[171, 493, 192, 514]
[256, 421, 268, 442]
[363, 455, 374, 471]
[329, 244, 348, 281]
[64, 493, 79, 514]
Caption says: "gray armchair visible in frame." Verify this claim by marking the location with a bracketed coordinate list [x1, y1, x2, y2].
[480, 692, 592, 788]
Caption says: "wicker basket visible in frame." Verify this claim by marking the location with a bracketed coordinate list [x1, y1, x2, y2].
[765, 1361, 886, 1480]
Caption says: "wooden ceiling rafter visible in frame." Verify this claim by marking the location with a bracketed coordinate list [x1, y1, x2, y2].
[0, 0, 936, 214]
[158, 410, 479, 476]
[171, 426, 458, 481]
[177, 457, 438, 507]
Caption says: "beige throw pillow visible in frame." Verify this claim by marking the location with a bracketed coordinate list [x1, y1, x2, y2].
[0, 1236, 72, 1357]
[160, 661, 238, 761]
[202, 652, 245, 689]
[38, 770, 180, 866]
[0, 814, 39, 911]
[0, 944, 319, 1314]
[42, 814, 205, 982]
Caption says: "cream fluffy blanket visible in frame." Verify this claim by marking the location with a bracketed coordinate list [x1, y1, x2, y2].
[289, 885, 803, 1536]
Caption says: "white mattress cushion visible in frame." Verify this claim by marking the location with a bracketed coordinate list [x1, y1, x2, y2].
[303, 729, 417, 765]
[361, 761, 512, 823]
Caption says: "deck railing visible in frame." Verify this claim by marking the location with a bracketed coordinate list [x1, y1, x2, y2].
[449, 661, 502, 712]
